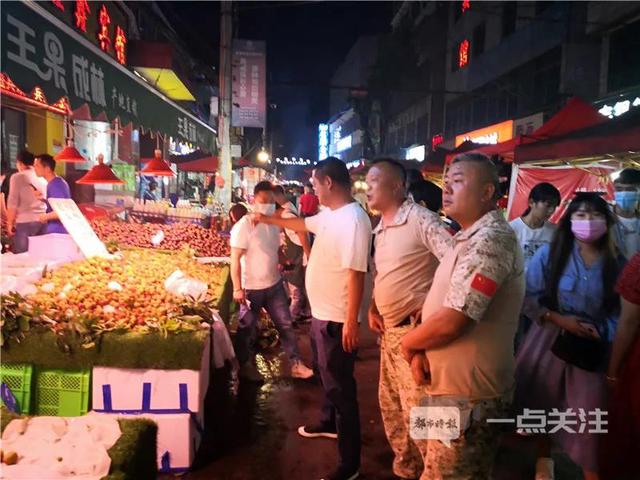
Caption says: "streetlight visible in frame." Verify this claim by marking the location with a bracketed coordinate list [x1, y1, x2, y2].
[257, 149, 270, 163]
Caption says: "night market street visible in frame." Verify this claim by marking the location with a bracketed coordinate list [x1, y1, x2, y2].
[163, 324, 583, 480]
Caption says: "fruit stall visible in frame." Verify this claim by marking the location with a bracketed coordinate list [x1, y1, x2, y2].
[1, 233, 234, 476]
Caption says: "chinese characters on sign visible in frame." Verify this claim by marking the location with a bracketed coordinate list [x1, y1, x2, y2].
[75, 0, 90, 33]
[177, 117, 199, 143]
[110, 87, 137, 116]
[232, 39, 267, 128]
[115, 26, 126, 65]
[318, 123, 329, 160]
[97, 4, 111, 53]
[459, 39, 470, 68]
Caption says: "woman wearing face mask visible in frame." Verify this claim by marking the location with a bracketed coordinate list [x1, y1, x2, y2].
[513, 192, 624, 480]
[612, 168, 640, 260]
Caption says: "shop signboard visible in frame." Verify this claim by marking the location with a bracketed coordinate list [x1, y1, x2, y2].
[455, 120, 514, 147]
[513, 113, 543, 137]
[48, 198, 109, 258]
[1, 1, 216, 153]
[231, 39, 266, 128]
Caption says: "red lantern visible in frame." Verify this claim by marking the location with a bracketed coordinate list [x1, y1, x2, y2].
[77, 154, 124, 185]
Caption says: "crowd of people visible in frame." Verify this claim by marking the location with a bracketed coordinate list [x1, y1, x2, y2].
[1, 150, 71, 253]
[229, 156, 639, 480]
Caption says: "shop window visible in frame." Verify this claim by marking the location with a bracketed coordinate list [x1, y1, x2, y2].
[608, 20, 640, 92]
[472, 23, 485, 58]
[1, 107, 26, 168]
[502, 2, 517, 38]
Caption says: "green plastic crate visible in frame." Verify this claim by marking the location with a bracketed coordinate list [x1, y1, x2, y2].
[34, 368, 91, 416]
[0, 363, 33, 414]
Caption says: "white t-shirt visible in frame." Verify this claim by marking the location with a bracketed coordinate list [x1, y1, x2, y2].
[305, 202, 372, 322]
[509, 217, 556, 269]
[616, 216, 640, 259]
[230, 216, 281, 290]
[281, 202, 302, 246]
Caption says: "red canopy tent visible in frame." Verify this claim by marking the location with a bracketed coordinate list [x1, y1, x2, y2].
[445, 97, 606, 164]
[175, 156, 219, 173]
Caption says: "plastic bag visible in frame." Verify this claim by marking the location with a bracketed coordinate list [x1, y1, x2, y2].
[164, 269, 208, 301]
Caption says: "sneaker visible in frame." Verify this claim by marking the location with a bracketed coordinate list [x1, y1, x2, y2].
[320, 467, 359, 480]
[238, 362, 264, 383]
[297, 424, 338, 439]
[535, 457, 554, 480]
[291, 361, 314, 379]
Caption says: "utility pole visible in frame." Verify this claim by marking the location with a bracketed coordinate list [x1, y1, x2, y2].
[217, 1, 233, 209]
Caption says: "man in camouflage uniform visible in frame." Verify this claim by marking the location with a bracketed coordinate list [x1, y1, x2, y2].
[365, 159, 452, 479]
[402, 153, 525, 479]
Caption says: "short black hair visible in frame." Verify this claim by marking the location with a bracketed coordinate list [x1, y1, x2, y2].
[452, 153, 501, 201]
[529, 182, 561, 206]
[149, 181, 158, 190]
[17, 150, 35, 167]
[405, 168, 423, 186]
[371, 158, 407, 185]
[409, 180, 442, 212]
[36, 154, 56, 171]
[313, 156, 351, 189]
[254, 180, 273, 195]
[272, 185, 286, 196]
[615, 168, 640, 186]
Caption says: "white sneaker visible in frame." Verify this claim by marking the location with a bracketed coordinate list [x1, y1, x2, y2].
[239, 362, 264, 383]
[291, 361, 314, 379]
[535, 457, 554, 480]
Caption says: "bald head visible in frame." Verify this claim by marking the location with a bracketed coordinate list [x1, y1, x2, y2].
[451, 153, 501, 201]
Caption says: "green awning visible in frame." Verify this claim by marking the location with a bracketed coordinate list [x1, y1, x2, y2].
[1, 1, 216, 153]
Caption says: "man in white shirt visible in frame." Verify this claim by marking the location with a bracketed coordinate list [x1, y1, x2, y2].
[612, 168, 640, 259]
[230, 181, 313, 381]
[253, 157, 372, 480]
[273, 185, 312, 323]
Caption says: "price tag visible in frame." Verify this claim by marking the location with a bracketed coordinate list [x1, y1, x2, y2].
[48, 198, 110, 258]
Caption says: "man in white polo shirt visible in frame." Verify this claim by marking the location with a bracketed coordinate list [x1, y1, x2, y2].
[230, 181, 313, 381]
[253, 158, 372, 480]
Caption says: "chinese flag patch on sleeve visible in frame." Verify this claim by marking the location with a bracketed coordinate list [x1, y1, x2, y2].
[470, 273, 498, 297]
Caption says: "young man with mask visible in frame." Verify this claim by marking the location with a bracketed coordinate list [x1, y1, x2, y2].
[273, 185, 312, 323]
[612, 168, 640, 259]
[6, 150, 47, 253]
[252, 158, 372, 480]
[366, 159, 452, 480]
[230, 181, 313, 381]
[401, 153, 525, 480]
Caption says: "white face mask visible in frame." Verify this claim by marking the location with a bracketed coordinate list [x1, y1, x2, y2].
[253, 203, 275, 216]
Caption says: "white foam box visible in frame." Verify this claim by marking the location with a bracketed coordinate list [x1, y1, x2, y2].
[92, 333, 210, 424]
[27, 233, 84, 262]
[92, 411, 201, 472]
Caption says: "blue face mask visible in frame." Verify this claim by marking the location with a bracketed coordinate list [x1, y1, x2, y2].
[615, 191, 639, 212]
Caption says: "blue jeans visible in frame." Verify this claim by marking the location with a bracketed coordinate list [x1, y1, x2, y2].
[235, 280, 301, 365]
[312, 318, 361, 472]
[11, 221, 45, 254]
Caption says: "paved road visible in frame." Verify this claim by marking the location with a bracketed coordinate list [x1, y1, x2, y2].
[163, 322, 583, 480]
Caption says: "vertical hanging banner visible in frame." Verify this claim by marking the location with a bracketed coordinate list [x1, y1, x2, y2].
[231, 40, 266, 128]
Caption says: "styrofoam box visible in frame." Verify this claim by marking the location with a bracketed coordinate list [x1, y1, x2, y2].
[90, 411, 201, 472]
[27, 233, 84, 262]
[92, 333, 210, 424]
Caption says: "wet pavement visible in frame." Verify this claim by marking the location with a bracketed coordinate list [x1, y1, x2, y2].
[160, 322, 583, 480]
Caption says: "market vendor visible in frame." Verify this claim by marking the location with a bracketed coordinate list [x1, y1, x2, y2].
[33, 154, 71, 234]
[143, 180, 159, 202]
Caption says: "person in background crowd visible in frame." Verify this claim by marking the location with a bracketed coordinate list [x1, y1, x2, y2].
[601, 252, 640, 479]
[401, 153, 525, 480]
[408, 179, 443, 213]
[230, 181, 313, 382]
[612, 168, 640, 259]
[272, 185, 312, 324]
[366, 158, 452, 479]
[253, 157, 372, 480]
[510, 182, 561, 269]
[33, 154, 71, 235]
[405, 168, 423, 193]
[6, 150, 47, 253]
[143, 180, 158, 202]
[510, 182, 561, 352]
[1, 159, 17, 214]
[299, 182, 320, 217]
[229, 203, 248, 226]
[514, 192, 624, 480]
[232, 186, 245, 204]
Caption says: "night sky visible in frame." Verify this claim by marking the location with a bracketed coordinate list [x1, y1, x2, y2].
[159, 1, 393, 176]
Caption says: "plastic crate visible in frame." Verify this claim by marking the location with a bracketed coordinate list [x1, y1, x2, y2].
[0, 363, 33, 414]
[34, 368, 91, 416]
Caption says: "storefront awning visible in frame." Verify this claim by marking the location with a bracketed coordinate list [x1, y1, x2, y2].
[171, 150, 219, 173]
[1, 1, 216, 153]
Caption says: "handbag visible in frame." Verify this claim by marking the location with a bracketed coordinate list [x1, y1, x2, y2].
[551, 329, 607, 372]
